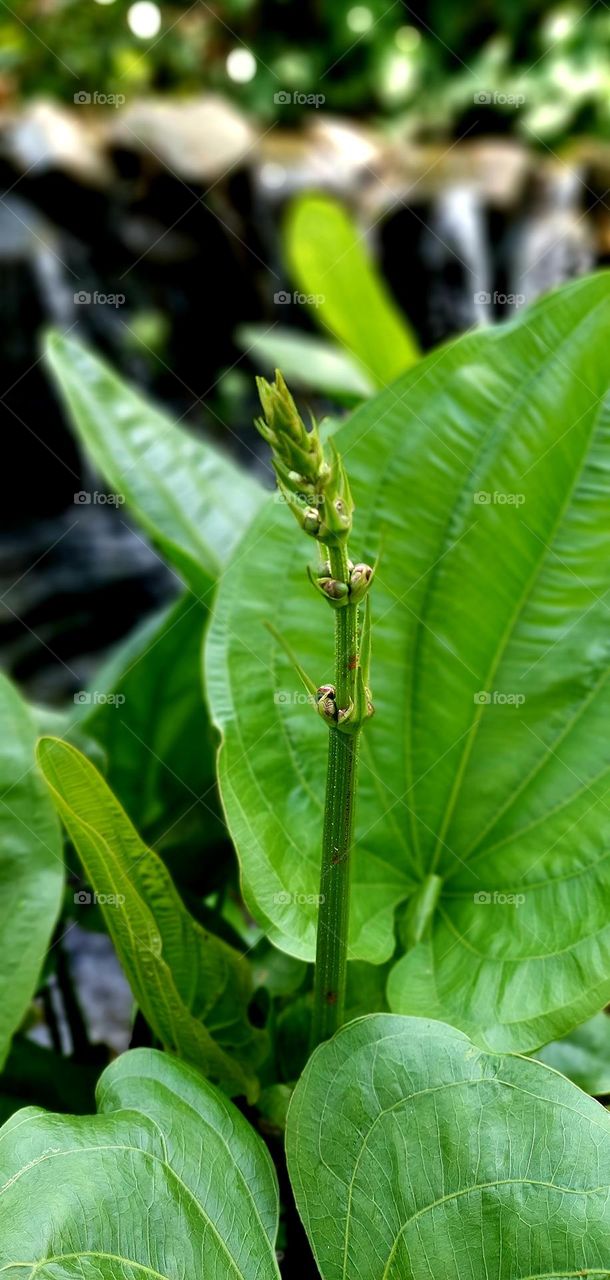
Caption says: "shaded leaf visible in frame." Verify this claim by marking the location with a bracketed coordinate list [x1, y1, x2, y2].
[77, 592, 223, 866]
[537, 1011, 610, 1096]
[236, 324, 374, 400]
[0, 1047, 281, 1278]
[0, 674, 63, 1067]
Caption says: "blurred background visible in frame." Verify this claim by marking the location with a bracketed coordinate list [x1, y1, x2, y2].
[1, 0, 610, 1095]
[3, 0, 610, 700]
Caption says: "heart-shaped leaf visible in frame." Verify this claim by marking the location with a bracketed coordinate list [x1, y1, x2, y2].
[37, 736, 267, 1100]
[45, 330, 264, 595]
[0, 674, 63, 1067]
[286, 1013, 610, 1280]
[0, 1047, 281, 1278]
[207, 272, 610, 1050]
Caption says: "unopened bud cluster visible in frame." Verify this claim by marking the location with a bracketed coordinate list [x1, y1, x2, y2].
[255, 370, 353, 546]
[256, 368, 375, 734]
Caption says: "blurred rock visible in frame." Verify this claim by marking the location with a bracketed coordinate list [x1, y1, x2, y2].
[109, 95, 256, 182]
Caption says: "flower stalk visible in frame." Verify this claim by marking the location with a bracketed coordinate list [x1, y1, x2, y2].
[255, 371, 374, 1048]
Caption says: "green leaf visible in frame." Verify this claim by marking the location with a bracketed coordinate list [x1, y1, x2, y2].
[286, 1013, 610, 1280]
[207, 271, 610, 1051]
[77, 592, 222, 863]
[236, 324, 375, 401]
[0, 674, 63, 1067]
[284, 193, 419, 387]
[36, 736, 267, 1100]
[45, 329, 264, 595]
[537, 1011, 610, 1096]
[0, 1047, 281, 1278]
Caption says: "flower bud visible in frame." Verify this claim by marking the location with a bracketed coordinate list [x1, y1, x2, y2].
[349, 562, 374, 602]
[318, 577, 349, 605]
[255, 371, 324, 488]
[316, 684, 338, 723]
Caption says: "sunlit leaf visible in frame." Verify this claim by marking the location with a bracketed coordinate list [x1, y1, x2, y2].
[284, 193, 419, 386]
[207, 272, 610, 1051]
[37, 736, 266, 1100]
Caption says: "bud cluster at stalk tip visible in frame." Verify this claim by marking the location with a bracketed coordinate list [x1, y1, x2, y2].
[255, 369, 353, 544]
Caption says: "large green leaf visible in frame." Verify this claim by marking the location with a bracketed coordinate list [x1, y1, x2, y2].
[284, 193, 419, 387]
[0, 1047, 281, 1278]
[537, 1011, 610, 1096]
[286, 1013, 610, 1280]
[0, 674, 63, 1067]
[37, 736, 266, 1100]
[207, 271, 610, 1051]
[45, 330, 265, 595]
[76, 592, 222, 863]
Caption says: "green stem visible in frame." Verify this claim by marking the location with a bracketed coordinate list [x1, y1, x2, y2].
[311, 544, 360, 1048]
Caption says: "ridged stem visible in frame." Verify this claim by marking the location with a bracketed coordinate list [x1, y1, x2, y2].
[310, 544, 360, 1048]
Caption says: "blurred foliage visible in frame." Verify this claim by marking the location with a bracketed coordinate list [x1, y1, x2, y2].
[4, 0, 610, 143]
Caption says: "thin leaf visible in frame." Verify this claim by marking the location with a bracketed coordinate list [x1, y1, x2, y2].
[37, 736, 267, 1100]
[284, 193, 419, 387]
[45, 329, 265, 595]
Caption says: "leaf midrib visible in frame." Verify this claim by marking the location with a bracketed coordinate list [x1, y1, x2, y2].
[430, 296, 610, 867]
